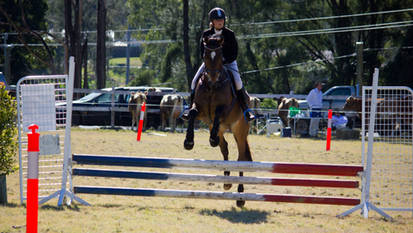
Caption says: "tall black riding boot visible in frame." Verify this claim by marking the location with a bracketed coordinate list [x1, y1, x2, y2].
[236, 87, 255, 121]
[181, 90, 195, 121]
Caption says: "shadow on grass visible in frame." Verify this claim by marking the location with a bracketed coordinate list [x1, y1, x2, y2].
[199, 207, 270, 224]
[40, 204, 80, 212]
[1, 202, 20, 208]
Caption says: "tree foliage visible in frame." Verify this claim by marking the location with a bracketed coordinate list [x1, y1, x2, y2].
[126, 0, 412, 93]
[1, 0, 412, 92]
[0, 0, 51, 84]
[0, 87, 17, 176]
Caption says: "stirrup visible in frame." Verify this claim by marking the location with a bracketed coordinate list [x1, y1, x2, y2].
[181, 109, 190, 121]
[243, 109, 255, 122]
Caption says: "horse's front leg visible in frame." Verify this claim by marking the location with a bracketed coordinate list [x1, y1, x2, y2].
[184, 108, 198, 150]
[210, 106, 225, 147]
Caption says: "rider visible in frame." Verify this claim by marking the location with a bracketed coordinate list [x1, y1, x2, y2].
[182, 7, 255, 121]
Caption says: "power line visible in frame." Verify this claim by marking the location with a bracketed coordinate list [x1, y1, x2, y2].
[0, 39, 175, 47]
[241, 46, 413, 75]
[232, 7, 413, 26]
[242, 54, 356, 75]
[5, 19, 407, 46]
[1, 28, 165, 37]
[240, 20, 413, 39]
[2, 7, 412, 37]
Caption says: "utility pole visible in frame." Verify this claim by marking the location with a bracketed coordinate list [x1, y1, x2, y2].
[3, 33, 10, 83]
[96, 0, 107, 89]
[125, 26, 131, 85]
[356, 42, 364, 96]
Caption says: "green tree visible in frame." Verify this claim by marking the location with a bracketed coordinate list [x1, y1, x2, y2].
[124, 0, 413, 92]
[0, 87, 17, 176]
[0, 0, 51, 85]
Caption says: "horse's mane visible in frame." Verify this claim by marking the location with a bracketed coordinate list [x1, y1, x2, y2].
[204, 35, 222, 48]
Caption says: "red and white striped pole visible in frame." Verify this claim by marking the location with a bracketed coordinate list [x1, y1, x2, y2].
[326, 109, 332, 151]
[137, 102, 146, 141]
[26, 124, 39, 233]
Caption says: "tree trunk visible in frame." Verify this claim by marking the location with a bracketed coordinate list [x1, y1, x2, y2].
[82, 37, 89, 89]
[183, 0, 193, 90]
[330, 0, 355, 86]
[74, 0, 83, 90]
[193, 0, 208, 75]
[0, 175, 6, 205]
[96, 0, 107, 89]
[64, 0, 72, 74]
[64, 0, 83, 91]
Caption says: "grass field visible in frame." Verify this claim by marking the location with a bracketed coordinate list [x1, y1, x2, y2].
[108, 57, 142, 86]
[1, 128, 412, 232]
[109, 57, 142, 67]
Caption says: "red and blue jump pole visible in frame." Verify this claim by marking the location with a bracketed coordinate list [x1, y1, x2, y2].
[72, 168, 359, 188]
[72, 154, 363, 177]
[26, 124, 39, 233]
[73, 186, 361, 206]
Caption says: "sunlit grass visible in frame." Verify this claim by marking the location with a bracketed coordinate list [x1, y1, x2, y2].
[1, 128, 412, 233]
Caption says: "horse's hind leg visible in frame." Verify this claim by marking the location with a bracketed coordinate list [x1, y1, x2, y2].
[184, 108, 198, 150]
[232, 121, 253, 208]
[218, 131, 231, 190]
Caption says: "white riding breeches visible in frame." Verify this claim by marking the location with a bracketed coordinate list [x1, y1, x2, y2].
[191, 61, 243, 91]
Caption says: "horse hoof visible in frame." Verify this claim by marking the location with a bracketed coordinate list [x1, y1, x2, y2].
[184, 140, 194, 150]
[236, 200, 245, 208]
[209, 136, 219, 147]
[223, 184, 232, 190]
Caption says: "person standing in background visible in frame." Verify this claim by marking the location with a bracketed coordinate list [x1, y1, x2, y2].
[306, 82, 323, 137]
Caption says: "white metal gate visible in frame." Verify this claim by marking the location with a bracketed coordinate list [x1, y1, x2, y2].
[362, 85, 413, 215]
[339, 68, 413, 220]
[17, 74, 68, 204]
[16, 57, 86, 205]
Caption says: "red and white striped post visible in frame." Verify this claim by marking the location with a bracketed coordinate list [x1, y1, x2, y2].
[136, 102, 146, 141]
[26, 124, 39, 233]
[326, 109, 332, 151]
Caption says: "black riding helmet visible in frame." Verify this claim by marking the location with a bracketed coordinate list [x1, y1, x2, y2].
[209, 7, 226, 22]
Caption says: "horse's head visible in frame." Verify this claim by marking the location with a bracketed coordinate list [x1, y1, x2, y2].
[203, 35, 224, 85]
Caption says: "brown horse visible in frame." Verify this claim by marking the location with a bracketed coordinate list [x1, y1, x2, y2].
[183, 36, 252, 207]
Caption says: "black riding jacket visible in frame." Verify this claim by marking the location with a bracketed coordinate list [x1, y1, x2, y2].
[200, 27, 238, 64]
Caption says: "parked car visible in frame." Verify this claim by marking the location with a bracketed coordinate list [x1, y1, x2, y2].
[71, 86, 176, 127]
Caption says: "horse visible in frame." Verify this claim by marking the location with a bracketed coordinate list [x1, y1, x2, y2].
[128, 92, 147, 131]
[275, 96, 299, 127]
[160, 94, 184, 132]
[248, 96, 261, 134]
[183, 35, 252, 207]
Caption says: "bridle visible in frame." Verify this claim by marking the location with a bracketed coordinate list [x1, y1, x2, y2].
[203, 44, 224, 79]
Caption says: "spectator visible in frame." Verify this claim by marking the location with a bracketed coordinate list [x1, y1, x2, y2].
[332, 111, 348, 129]
[306, 81, 323, 137]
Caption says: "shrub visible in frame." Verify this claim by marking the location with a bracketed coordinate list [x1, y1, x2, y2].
[260, 98, 278, 109]
[0, 86, 18, 175]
